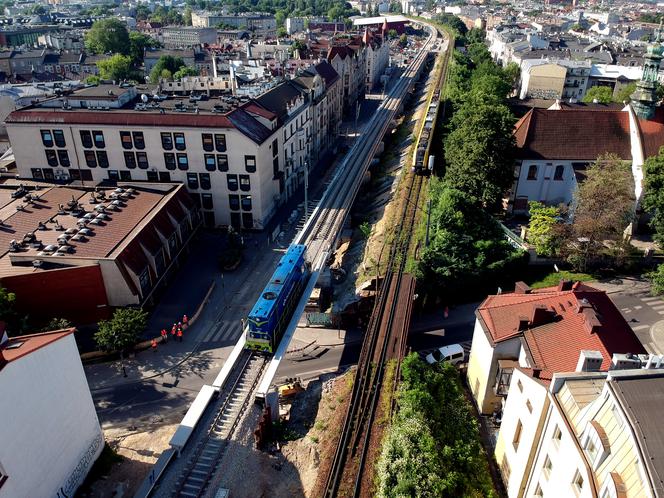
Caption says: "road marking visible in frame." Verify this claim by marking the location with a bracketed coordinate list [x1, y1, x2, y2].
[632, 324, 650, 331]
[658, 311, 664, 315]
[211, 322, 232, 342]
[650, 304, 664, 310]
[202, 322, 223, 342]
[648, 342, 661, 354]
[221, 323, 239, 341]
[642, 296, 659, 302]
[622, 308, 632, 313]
[634, 305, 643, 310]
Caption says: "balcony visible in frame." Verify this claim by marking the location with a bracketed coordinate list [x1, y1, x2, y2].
[494, 360, 519, 397]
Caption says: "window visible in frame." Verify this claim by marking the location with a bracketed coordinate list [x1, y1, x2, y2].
[199, 173, 211, 190]
[120, 170, 132, 180]
[177, 153, 189, 170]
[43, 169, 54, 180]
[57, 150, 70, 167]
[239, 174, 250, 191]
[40, 129, 53, 147]
[137, 152, 149, 169]
[552, 426, 562, 446]
[513, 420, 522, 451]
[108, 170, 119, 181]
[554, 165, 564, 181]
[164, 153, 176, 170]
[159, 171, 171, 182]
[201, 193, 213, 210]
[572, 470, 584, 495]
[85, 150, 97, 167]
[229, 194, 240, 210]
[585, 439, 598, 463]
[132, 131, 145, 149]
[93, 130, 105, 148]
[69, 169, 81, 181]
[500, 454, 511, 482]
[526, 399, 533, 413]
[31, 168, 43, 179]
[227, 174, 238, 191]
[161, 132, 173, 150]
[80, 130, 93, 148]
[45, 149, 58, 166]
[96, 151, 109, 168]
[187, 172, 199, 189]
[543, 455, 552, 479]
[244, 155, 256, 173]
[534, 483, 543, 498]
[271, 138, 278, 156]
[215, 133, 226, 152]
[139, 267, 151, 296]
[147, 171, 159, 182]
[241, 194, 252, 211]
[120, 131, 133, 149]
[202, 133, 214, 152]
[53, 129, 66, 147]
[242, 212, 253, 229]
[217, 154, 229, 171]
[174, 132, 186, 150]
[124, 151, 137, 169]
[205, 154, 216, 171]
[527, 165, 538, 180]
[517, 379, 523, 392]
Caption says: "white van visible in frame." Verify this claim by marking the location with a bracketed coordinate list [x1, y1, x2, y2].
[425, 344, 465, 366]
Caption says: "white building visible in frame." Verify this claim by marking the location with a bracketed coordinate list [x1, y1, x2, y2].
[362, 26, 390, 91]
[0, 329, 103, 497]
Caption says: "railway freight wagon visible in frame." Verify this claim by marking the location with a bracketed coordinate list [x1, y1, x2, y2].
[246, 244, 309, 353]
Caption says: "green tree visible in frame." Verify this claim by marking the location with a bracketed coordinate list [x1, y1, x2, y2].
[0, 286, 21, 335]
[85, 75, 101, 85]
[85, 18, 130, 55]
[387, 28, 398, 39]
[129, 31, 159, 65]
[648, 264, 664, 295]
[41, 317, 72, 332]
[135, 4, 150, 21]
[97, 54, 133, 81]
[435, 13, 468, 36]
[277, 26, 288, 38]
[95, 308, 148, 372]
[527, 201, 562, 257]
[443, 101, 516, 209]
[582, 85, 613, 104]
[570, 23, 584, 32]
[149, 55, 185, 82]
[173, 66, 199, 79]
[398, 33, 408, 48]
[466, 27, 485, 44]
[389, 1, 401, 12]
[643, 146, 664, 246]
[614, 82, 636, 103]
[567, 154, 635, 271]
[184, 6, 192, 25]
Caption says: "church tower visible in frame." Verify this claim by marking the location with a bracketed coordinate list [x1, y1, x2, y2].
[631, 24, 663, 120]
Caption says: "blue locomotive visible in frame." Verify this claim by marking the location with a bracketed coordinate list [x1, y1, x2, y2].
[245, 244, 309, 353]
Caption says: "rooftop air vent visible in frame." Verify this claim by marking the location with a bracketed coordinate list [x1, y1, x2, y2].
[94, 205, 106, 213]
[84, 213, 95, 220]
[78, 228, 92, 236]
[96, 213, 109, 221]
[65, 228, 77, 235]
[32, 259, 42, 268]
[43, 244, 57, 252]
[89, 218, 103, 225]
[71, 234, 86, 241]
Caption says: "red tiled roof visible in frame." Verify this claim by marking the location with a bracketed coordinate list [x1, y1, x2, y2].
[1, 328, 73, 369]
[514, 108, 632, 160]
[637, 107, 664, 160]
[478, 283, 646, 382]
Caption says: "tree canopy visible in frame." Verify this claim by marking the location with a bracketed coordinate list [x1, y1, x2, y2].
[643, 146, 664, 246]
[173, 66, 200, 80]
[582, 85, 613, 104]
[376, 355, 496, 498]
[149, 55, 185, 82]
[94, 308, 148, 354]
[84, 18, 130, 55]
[527, 201, 563, 257]
[97, 54, 133, 82]
[128, 31, 160, 65]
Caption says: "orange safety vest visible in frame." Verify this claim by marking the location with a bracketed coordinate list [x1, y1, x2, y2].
[177, 330, 183, 337]
[151, 339, 157, 348]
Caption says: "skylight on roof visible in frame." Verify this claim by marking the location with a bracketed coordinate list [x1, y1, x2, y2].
[5, 341, 24, 349]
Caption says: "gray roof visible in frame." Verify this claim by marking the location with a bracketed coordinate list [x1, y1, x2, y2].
[254, 80, 306, 122]
[610, 373, 664, 498]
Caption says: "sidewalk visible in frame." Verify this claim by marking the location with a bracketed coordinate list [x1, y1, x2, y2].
[410, 302, 480, 334]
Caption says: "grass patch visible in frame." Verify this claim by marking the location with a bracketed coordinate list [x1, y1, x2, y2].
[74, 443, 122, 497]
[527, 270, 596, 289]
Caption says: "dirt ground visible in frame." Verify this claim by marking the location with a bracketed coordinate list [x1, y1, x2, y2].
[85, 424, 177, 497]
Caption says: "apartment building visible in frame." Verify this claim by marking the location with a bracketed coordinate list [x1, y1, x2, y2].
[327, 40, 367, 115]
[362, 26, 390, 91]
[191, 12, 276, 35]
[519, 59, 592, 100]
[467, 280, 645, 416]
[159, 27, 217, 49]
[5, 74, 340, 231]
[497, 364, 664, 498]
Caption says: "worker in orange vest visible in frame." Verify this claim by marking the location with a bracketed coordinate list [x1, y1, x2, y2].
[151, 338, 158, 352]
[177, 328, 183, 342]
[171, 324, 177, 339]
[161, 329, 168, 343]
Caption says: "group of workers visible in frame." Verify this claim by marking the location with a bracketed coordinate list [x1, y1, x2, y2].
[151, 314, 189, 352]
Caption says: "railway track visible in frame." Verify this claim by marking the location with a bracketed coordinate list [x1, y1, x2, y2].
[171, 352, 267, 498]
[322, 24, 452, 498]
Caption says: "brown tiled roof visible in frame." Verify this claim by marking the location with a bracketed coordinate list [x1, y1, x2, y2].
[637, 107, 664, 160]
[514, 108, 632, 160]
[1, 328, 74, 369]
[477, 283, 646, 383]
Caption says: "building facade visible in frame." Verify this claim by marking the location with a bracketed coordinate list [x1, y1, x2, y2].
[0, 329, 103, 497]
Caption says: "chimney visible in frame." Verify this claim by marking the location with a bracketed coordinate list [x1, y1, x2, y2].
[576, 350, 603, 372]
[518, 316, 530, 331]
[557, 279, 573, 291]
[530, 304, 554, 327]
[532, 368, 541, 378]
[514, 281, 532, 294]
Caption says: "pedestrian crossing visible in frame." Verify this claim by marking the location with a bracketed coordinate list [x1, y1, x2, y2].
[618, 293, 664, 355]
[200, 321, 241, 344]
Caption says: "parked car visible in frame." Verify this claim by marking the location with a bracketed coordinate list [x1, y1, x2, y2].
[425, 344, 465, 366]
